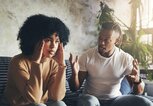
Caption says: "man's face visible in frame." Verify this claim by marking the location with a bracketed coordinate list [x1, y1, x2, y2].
[98, 29, 119, 56]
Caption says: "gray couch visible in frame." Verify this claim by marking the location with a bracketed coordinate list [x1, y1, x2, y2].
[0, 56, 153, 106]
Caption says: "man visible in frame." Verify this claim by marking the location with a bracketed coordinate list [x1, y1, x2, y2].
[69, 22, 153, 106]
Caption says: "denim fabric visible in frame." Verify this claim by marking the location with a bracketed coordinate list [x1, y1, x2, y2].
[120, 77, 132, 95]
[46, 100, 67, 106]
[77, 94, 114, 106]
[111, 95, 153, 106]
[77, 94, 100, 106]
[28, 103, 47, 106]
[29, 100, 67, 106]
[77, 94, 153, 106]
[0, 95, 67, 106]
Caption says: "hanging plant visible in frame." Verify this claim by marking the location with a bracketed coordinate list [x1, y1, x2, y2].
[97, 1, 115, 30]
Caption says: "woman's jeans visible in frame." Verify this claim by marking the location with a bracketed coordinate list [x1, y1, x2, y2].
[0, 96, 67, 106]
[47, 100, 66, 106]
[29, 100, 67, 106]
[77, 94, 153, 106]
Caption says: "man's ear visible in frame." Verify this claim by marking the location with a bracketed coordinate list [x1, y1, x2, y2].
[115, 37, 122, 46]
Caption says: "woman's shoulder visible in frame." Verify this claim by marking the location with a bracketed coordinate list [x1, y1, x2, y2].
[12, 53, 25, 61]
[10, 54, 29, 65]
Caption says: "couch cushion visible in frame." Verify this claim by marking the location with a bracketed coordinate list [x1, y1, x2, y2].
[64, 60, 84, 106]
[0, 57, 11, 98]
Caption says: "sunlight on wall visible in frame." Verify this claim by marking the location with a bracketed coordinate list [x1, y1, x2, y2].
[137, 0, 153, 28]
[137, 0, 153, 45]
[0, 0, 131, 59]
[140, 34, 152, 44]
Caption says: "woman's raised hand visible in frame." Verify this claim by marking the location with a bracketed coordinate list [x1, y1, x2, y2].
[53, 43, 65, 66]
[32, 40, 45, 64]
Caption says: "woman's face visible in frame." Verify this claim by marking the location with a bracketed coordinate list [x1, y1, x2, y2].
[43, 33, 60, 58]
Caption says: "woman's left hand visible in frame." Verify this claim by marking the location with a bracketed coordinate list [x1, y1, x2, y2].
[53, 43, 65, 66]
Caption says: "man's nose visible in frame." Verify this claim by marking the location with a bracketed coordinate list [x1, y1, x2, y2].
[99, 40, 105, 45]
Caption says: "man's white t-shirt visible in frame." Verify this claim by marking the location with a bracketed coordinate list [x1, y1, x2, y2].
[79, 46, 133, 100]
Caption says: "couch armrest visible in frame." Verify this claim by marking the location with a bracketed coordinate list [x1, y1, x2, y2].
[0, 57, 12, 98]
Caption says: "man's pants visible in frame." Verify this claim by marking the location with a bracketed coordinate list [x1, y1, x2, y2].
[77, 94, 153, 106]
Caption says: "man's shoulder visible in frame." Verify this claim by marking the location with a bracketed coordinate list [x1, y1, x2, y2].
[116, 47, 132, 57]
[115, 47, 133, 61]
[83, 47, 96, 55]
[79, 47, 97, 61]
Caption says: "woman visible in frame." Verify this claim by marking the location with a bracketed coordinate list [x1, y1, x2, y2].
[1, 14, 69, 106]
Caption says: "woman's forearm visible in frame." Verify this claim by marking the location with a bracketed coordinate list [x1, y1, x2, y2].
[48, 66, 66, 101]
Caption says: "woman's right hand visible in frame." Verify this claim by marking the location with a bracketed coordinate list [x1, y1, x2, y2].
[69, 53, 80, 75]
[32, 40, 45, 64]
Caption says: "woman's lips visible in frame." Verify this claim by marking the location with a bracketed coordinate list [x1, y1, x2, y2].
[49, 50, 55, 54]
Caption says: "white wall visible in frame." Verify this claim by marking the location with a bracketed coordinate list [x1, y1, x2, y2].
[0, 0, 131, 59]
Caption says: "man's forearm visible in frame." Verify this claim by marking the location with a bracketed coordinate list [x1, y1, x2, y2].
[69, 73, 80, 92]
[133, 79, 145, 94]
